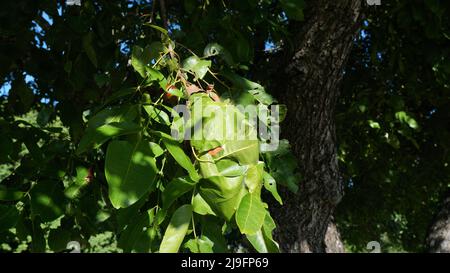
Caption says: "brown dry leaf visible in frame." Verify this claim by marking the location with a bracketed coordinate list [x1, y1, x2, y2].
[208, 146, 223, 156]
[186, 84, 202, 95]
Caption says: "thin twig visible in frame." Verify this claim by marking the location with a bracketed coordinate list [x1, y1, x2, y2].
[159, 0, 168, 29]
[149, 0, 157, 23]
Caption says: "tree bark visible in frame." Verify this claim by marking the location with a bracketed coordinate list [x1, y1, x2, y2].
[271, 0, 363, 252]
[325, 219, 345, 253]
[426, 193, 450, 252]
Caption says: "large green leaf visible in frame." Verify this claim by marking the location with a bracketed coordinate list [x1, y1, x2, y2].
[198, 174, 247, 221]
[105, 140, 158, 209]
[246, 213, 280, 253]
[0, 205, 20, 231]
[131, 45, 151, 78]
[118, 211, 155, 252]
[235, 193, 266, 235]
[220, 70, 275, 105]
[159, 204, 192, 253]
[182, 55, 211, 79]
[162, 176, 197, 209]
[144, 105, 170, 125]
[161, 134, 200, 181]
[30, 180, 67, 222]
[0, 186, 25, 201]
[77, 105, 140, 154]
[192, 193, 216, 216]
[189, 94, 260, 165]
[262, 139, 300, 193]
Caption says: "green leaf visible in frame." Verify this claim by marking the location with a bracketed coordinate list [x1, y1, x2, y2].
[144, 67, 165, 84]
[184, 237, 214, 253]
[189, 95, 260, 165]
[145, 24, 169, 35]
[0, 205, 20, 231]
[262, 139, 300, 193]
[198, 164, 247, 220]
[368, 120, 381, 129]
[280, 0, 305, 21]
[82, 32, 98, 67]
[131, 45, 152, 78]
[76, 105, 140, 154]
[235, 193, 266, 235]
[247, 89, 274, 105]
[0, 136, 13, 163]
[102, 87, 136, 106]
[244, 162, 264, 194]
[105, 140, 159, 209]
[48, 226, 72, 252]
[149, 142, 165, 157]
[166, 86, 186, 99]
[192, 193, 216, 216]
[131, 42, 166, 79]
[216, 159, 249, 177]
[0, 186, 25, 201]
[162, 176, 197, 209]
[31, 218, 46, 253]
[116, 197, 147, 232]
[203, 43, 235, 66]
[247, 230, 269, 253]
[64, 166, 90, 199]
[8, 79, 34, 113]
[30, 180, 67, 222]
[278, 104, 287, 123]
[182, 56, 211, 79]
[78, 122, 140, 154]
[221, 70, 274, 105]
[200, 217, 228, 252]
[37, 107, 53, 127]
[148, 41, 166, 59]
[395, 111, 419, 129]
[246, 213, 280, 253]
[118, 211, 154, 252]
[144, 105, 170, 125]
[159, 204, 192, 253]
[161, 134, 200, 181]
[263, 172, 283, 205]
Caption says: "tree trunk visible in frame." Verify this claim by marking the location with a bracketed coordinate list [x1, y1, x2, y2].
[271, 0, 363, 252]
[426, 194, 450, 252]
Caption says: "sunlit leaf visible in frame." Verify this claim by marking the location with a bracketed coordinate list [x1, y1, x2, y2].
[160, 205, 192, 253]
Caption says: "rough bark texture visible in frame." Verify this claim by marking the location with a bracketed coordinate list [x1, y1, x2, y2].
[325, 219, 345, 253]
[426, 194, 450, 252]
[271, 0, 363, 252]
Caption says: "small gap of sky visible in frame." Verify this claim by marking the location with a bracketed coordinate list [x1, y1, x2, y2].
[1, 8, 59, 96]
[264, 41, 276, 52]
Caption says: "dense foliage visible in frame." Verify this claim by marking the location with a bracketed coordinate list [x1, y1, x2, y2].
[0, 0, 449, 253]
[336, 0, 450, 252]
[0, 0, 300, 252]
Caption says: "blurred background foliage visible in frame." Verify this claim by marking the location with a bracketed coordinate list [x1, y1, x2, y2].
[0, 0, 449, 252]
